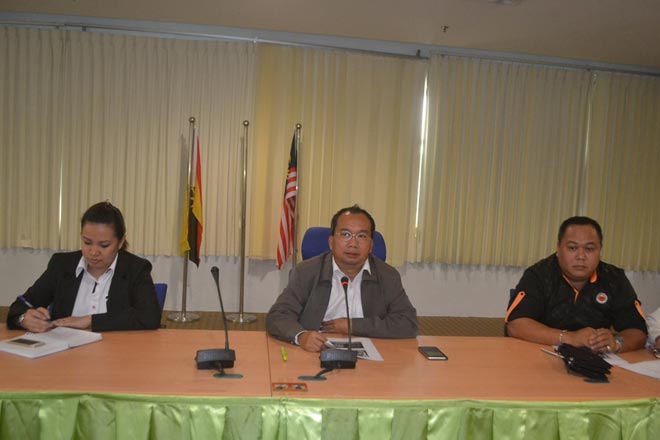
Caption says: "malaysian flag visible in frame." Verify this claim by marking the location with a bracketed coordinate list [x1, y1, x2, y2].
[276, 134, 298, 269]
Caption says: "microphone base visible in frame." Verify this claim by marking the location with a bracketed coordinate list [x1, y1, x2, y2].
[196, 349, 236, 369]
[320, 349, 358, 370]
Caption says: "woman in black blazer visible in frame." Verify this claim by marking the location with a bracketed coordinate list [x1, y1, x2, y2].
[7, 202, 161, 332]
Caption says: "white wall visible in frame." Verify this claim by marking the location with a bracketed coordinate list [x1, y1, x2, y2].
[2, 248, 659, 318]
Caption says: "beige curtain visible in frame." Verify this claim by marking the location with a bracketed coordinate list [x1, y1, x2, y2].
[1, 27, 256, 256]
[416, 55, 592, 266]
[4, 28, 659, 271]
[249, 44, 427, 266]
[584, 72, 660, 270]
[0, 28, 63, 249]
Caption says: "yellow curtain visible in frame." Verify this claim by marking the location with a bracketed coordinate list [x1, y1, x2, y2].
[0, 28, 63, 249]
[416, 55, 591, 266]
[584, 72, 660, 271]
[3, 28, 659, 271]
[1, 27, 256, 256]
[249, 44, 427, 266]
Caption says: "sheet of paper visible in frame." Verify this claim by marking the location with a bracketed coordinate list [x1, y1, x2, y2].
[605, 354, 660, 380]
[602, 353, 629, 366]
[325, 337, 383, 361]
[26, 327, 102, 347]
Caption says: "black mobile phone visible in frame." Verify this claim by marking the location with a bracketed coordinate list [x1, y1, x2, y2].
[418, 346, 448, 360]
[8, 338, 45, 348]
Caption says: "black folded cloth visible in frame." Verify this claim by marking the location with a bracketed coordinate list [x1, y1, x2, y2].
[556, 344, 612, 382]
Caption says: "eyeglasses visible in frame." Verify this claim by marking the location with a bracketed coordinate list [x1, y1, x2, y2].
[334, 231, 371, 243]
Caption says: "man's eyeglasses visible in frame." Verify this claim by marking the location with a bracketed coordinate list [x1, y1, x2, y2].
[334, 231, 371, 243]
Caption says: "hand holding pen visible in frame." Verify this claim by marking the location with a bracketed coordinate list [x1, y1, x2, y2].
[17, 295, 53, 333]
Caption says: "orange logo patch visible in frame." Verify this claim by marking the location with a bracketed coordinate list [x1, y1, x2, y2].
[596, 292, 608, 304]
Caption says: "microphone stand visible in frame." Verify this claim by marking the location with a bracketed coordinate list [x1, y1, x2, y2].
[195, 266, 242, 379]
[318, 276, 358, 371]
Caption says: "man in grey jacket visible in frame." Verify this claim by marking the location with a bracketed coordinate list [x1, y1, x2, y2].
[266, 205, 418, 352]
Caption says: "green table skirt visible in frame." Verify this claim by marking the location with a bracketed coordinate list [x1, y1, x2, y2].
[1, 392, 658, 439]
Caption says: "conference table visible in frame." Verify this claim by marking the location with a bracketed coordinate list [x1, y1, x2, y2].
[0, 326, 658, 439]
[269, 335, 660, 401]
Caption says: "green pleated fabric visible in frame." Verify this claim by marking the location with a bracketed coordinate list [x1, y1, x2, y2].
[0, 393, 658, 440]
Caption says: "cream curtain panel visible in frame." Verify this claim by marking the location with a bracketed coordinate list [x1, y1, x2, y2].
[584, 72, 660, 271]
[415, 55, 592, 267]
[0, 28, 63, 249]
[0, 27, 255, 256]
[249, 44, 427, 267]
[3, 27, 659, 270]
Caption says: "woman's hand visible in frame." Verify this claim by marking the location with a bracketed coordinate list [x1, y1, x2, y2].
[52, 315, 92, 330]
[21, 307, 54, 333]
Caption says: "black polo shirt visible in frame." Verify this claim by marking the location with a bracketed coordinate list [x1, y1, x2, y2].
[506, 254, 647, 333]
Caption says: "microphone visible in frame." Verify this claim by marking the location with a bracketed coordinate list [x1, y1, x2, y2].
[340, 276, 354, 352]
[319, 275, 357, 370]
[195, 266, 236, 370]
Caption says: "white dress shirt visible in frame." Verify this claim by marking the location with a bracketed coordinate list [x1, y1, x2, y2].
[71, 255, 118, 316]
[322, 257, 369, 322]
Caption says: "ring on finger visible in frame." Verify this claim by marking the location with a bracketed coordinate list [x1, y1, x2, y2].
[606, 345, 611, 353]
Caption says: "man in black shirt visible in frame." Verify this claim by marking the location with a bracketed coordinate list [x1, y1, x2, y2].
[505, 216, 647, 353]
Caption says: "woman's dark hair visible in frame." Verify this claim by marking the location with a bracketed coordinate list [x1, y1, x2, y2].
[330, 204, 376, 236]
[81, 201, 128, 250]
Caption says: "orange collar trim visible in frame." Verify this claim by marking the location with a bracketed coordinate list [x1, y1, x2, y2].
[562, 271, 598, 286]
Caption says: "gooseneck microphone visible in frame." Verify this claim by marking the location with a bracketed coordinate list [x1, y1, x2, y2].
[195, 266, 236, 371]
[341, 276, 354, 352]
[211, 266, 231, 353]
[319, 275, 358, 370]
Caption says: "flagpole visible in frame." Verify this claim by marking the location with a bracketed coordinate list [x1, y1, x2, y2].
[291, 123, 301, 268]
[169, 116, 200, 323]
[228, 120, 256, 324]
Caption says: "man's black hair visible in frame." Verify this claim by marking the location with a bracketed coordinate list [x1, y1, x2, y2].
[330, 205, 375, 236]
[558, 216, 603, 244]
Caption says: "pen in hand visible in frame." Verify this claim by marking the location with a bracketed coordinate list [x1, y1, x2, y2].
[17, 295, 52, 324]
[18, 295, 35, 309]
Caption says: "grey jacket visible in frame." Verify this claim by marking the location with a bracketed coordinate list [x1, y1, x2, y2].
[266, 251, 418, 343]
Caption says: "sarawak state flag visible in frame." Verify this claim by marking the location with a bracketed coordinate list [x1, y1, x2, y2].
[180, 127, 203, 266]
[276, 134, 298, 269]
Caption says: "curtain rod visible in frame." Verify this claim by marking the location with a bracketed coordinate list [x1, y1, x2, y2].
[2, 12, 659, 77]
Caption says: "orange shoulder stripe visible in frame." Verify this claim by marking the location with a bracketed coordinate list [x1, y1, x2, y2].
[505, 291, 526, 323]
[635, 300, 646, 320]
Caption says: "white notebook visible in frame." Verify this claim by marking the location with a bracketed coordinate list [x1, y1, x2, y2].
[0, 327, 102, 359]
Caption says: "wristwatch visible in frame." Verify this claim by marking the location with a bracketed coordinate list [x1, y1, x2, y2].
[613, 334, 624, 353]
[17, 313, 26, 327]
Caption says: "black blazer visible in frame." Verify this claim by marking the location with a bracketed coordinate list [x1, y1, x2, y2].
[7, 250, 161, 331]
